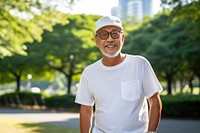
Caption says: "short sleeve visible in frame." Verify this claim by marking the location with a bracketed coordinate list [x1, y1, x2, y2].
[142, 59, 163, 99]
[75, 74, 94, 106]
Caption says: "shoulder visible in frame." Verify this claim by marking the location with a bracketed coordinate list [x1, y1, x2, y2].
[126, 54, 149, 64]
[82, 59, 101, 75]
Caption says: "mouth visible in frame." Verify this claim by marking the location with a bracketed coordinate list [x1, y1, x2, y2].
[104, 43, 117, 48]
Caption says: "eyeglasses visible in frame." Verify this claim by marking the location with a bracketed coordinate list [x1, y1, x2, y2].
[96, 30, 123, 40]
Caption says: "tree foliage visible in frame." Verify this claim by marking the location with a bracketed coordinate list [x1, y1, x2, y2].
[0, 14, 100, 94]
[0, 45, 52, 92]
[27, 14, 100, 94]
[161, 0, 199, 8]
[0, 0, 72, 58]
[124, 0, 200, 94]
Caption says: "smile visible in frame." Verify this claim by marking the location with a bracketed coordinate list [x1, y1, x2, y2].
[104, 44, 117, 48]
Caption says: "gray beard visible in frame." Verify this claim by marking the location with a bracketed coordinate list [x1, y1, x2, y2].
[99, 44, 122, 58]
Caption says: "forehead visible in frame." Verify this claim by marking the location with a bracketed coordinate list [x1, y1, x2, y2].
[97, 26, 121, 32]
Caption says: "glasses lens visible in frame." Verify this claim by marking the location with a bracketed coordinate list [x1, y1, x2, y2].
[111, 30, 120, 39]
[97, 30, 122, 40]
[99, 30, 109, 40]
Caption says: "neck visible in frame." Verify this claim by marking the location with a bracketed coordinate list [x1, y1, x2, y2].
[102, 53, 126, 66]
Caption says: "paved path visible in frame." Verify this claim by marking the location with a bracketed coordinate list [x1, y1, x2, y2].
[0, 107, 79, 128]
[0, 107, 200, 133]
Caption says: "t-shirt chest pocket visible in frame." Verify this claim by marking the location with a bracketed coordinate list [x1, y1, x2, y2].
[121, 80, 141, 101]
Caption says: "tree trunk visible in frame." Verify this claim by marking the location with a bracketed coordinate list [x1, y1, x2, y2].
[67, 55, 75, 95]
[15, 74, 21, 92]
[66, 74, 72, 94]
[61, 72, 73, 95]
[179, 79, 184, 93]
[166, 73, 173, 95]
[189, 78, 193, 94]
[199, 77, 200, 95]
[198, 75, 200, 95]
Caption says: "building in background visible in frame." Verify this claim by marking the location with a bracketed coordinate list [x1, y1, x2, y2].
[111, 0, 154, 20]
[143, 0, 153, 16]
[127, 0, 143, 20]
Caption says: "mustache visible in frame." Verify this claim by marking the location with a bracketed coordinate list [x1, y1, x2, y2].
[104, 42, 117, 48]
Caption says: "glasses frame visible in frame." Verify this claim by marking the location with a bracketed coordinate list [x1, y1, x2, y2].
[96, 29, 123, 40]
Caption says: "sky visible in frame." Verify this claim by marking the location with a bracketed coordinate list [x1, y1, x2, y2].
[70, 0, 162, 16]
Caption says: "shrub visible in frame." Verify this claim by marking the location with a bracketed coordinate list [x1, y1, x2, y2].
[161, 94, 200, 119]
[0, 92, 46, 106]
[45, 94, 79, 109]
[1, 92, 199, 119]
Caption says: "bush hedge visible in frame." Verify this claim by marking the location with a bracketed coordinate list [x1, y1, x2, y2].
[0, 92, 199, 119]
[161, 94, 200, 119]
[0, 92, 45, 106]
[0, 92, 80, 110]
[45, 94, 80, 109]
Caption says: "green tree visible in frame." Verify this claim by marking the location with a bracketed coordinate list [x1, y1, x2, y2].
[0, 0, 72, 58]
[124, 10, 188, 94]
[161, 0, 198, 8]
[125, 0, 200, 94]
[145, 20, 189, 94]
[162, 0, 200, 92]
[0, 47, 51, 92]
[0, 54, 30, 92]
[31, 14, 100, 94]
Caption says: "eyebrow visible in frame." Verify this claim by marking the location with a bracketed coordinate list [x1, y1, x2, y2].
[98, 29, 122, 33]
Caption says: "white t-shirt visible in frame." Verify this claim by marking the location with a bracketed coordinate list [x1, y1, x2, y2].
[75, 55, 163, 133]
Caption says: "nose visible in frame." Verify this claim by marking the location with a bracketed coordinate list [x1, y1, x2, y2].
[106, 33, 113, 42]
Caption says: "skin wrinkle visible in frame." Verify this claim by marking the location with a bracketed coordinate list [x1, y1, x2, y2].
[95, 27, 124, 59]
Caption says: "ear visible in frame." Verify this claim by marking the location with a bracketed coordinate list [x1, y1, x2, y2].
[121, 34, 125, 45]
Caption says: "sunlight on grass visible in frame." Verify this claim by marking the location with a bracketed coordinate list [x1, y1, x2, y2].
[160, 87, 199, 95]
[0, 117, 79, 133]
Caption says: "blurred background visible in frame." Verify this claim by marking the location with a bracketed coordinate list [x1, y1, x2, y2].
[0, 0, 200, 132]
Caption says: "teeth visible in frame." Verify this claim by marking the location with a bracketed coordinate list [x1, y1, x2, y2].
[105, 44, 116, 48]
[107, 45, 114, 48]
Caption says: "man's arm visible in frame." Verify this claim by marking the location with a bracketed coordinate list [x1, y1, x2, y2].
[147, 92, 162, 132]
[80, 105, 93, 133]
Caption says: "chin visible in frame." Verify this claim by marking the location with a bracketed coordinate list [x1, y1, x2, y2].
[104, 52, 120, 58]
[100, 47, 121, 58]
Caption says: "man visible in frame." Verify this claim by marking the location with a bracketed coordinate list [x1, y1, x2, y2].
[75, 16, 163, 133]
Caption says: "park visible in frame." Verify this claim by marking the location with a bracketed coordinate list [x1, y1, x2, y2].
[0, 0, 200, 132]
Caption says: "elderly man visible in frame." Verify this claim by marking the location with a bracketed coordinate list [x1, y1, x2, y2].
[75, 16, 163, 133]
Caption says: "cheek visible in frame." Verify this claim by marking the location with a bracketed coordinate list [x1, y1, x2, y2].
[96, 44, 99, 48]
[95, 40, 100, 47]
[96, 40, 105, 48]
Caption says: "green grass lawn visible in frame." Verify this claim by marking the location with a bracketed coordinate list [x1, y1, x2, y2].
[0, 117, 79, 133]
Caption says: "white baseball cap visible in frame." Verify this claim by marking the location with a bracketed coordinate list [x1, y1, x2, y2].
[95, 16, 123, 33]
